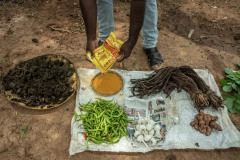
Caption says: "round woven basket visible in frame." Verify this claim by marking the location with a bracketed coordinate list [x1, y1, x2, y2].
[2, 54, 78, 110]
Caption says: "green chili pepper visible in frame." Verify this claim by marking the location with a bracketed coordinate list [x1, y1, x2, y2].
[97, 111, 105, 118]
[74, 98, 133, 147]
[85, 138, 89, 149]
[89, 137, 102, 144]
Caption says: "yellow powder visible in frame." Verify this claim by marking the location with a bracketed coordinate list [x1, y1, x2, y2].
[92, 72, 123, 95]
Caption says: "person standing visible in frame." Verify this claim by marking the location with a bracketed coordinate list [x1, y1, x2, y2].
[80, 0, 163, 70]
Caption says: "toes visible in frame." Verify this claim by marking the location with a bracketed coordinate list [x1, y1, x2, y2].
[152, 61, 163, 70]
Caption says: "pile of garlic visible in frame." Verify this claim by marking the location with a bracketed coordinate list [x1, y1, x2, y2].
[133, 116, 163, 148]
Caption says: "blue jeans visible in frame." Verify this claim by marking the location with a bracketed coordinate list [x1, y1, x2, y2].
[97, 0, 158, 48]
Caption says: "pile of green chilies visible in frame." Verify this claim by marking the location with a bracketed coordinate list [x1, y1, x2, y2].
[74, 98, 132, 147]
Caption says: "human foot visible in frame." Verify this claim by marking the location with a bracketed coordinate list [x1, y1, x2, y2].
[143, 47, 164, 70]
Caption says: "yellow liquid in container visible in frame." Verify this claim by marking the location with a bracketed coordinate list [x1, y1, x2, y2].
[92, 72, 123, 96]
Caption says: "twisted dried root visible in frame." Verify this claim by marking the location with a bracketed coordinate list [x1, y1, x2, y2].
[179, 66, 224, 109]
[130, 66, 224, 111]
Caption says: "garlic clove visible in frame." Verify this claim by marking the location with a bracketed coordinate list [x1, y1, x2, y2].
[150, 137, 157, 146]
[136, 134, 144, 142]
[134, 130, 141, 137]
[144, 134, 152, 142]
[146, 123, 154, 131]
[135, 125, 140, 131]
[139, 125, 146, 132]
[149, 130, 155, 136]
[144, 130, 149, 135]
[154, 131, 162, 138]
[154, 124, 161, 131]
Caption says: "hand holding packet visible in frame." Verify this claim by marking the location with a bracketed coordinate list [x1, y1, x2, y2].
[87, 32, 123, 73]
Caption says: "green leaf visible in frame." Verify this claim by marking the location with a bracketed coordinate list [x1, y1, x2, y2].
[236, 81, 240, 85]
[228, 106, 240, 113]
[233, 71, 240, 75]
[226, 75, 238, 81]
[233, 77, 239, 81]
[226, 96, 236, 102]
[226, 102, 236, 113]
[236, 73, 240, 79]
[225, 98, 234, 108]
[235, 100, 240, 105]
[223, 94, 236, 101]
[225, 97, 240, 113]
[233, 101, 240, 111]
[233, 94, 240, 100]
[232, 83, 239, 91]
[237, 63, 240, 68]
[225, 68, 233, 75]
[219, 79, 228, 86]
[222, 85, 233, 92]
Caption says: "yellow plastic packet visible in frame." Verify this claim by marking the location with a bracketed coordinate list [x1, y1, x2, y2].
[87, 32, 123, 73]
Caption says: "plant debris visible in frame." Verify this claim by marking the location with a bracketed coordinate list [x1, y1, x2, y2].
[2, 54, 77, 110]
[130, 66, 224, 111]
[20, 126, 29, 139]
[32, 38, 39, 43]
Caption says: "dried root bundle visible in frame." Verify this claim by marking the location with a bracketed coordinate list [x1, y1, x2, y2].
[131, 67, 176, 98]
[179, 66, 224, 110]
[131, 66, 224, 111]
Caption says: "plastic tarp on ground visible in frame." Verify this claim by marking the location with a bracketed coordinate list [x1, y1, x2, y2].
[69, 68, 240, 155]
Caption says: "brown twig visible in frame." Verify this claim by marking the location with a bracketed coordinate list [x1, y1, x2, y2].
[48, 25, 71, 33]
